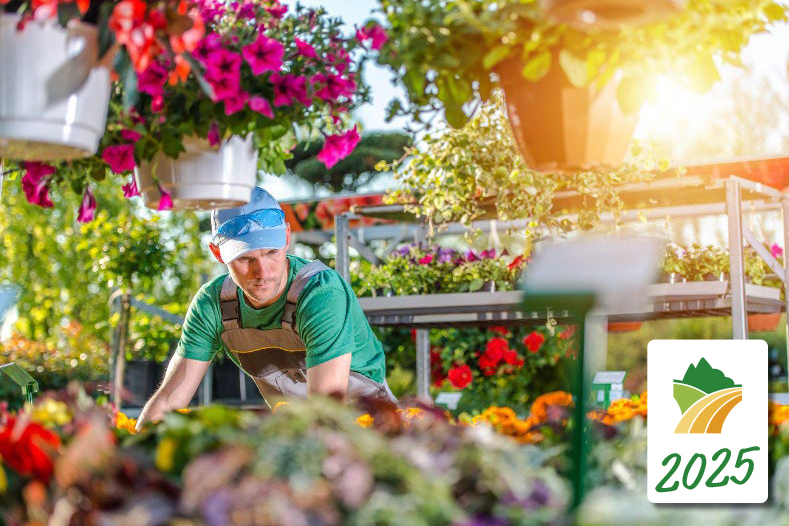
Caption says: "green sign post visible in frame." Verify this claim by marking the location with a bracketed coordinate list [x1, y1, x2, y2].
[0, 363, 39, 405]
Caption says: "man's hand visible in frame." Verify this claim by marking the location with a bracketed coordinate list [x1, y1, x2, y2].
[306, 353, 352, 400]
[134, 398, 167, 432]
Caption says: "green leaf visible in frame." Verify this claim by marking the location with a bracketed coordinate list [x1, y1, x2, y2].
[558, 49, 587, 87]
[520, 51, 551, 82]
[483, 44, 512, 70]
[682, 56, 720, 93]
[469, 278, 484, 292]
[114, 48, 139, 110]
[183, 53, 216, 100]
[615, 75, 647, 114]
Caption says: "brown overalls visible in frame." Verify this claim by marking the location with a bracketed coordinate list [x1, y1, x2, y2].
[218, 260, 397, 408]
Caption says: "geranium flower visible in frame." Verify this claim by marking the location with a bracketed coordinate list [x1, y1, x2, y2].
[249, 96, 274, 118]
[102, 144, 136, 173]
[484, 337, 508, 363]
[0, 416, 61, 482]
[316, 127, 360, 169]
[490, 326, 508, 335]
[169, 8, 205, 55]
[122, 178, 140, 198]
[356, 22, 388, 50]
[242, 35, 284, 75]
[271, 74, 310, 106]
[478, 353, 498, 374]
[21, 162, 55, 208]
[508, 255, 526, 270]
[503, 350, 524, 367]
[447, 364, 472, 389]
[76, 187, 97, 223]
[295, 38, 316, 58]
[158, 187, 173, 210]
[523, 331, 545, 353]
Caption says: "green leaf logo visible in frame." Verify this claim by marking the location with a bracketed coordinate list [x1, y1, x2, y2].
[673, 358, 742, 434]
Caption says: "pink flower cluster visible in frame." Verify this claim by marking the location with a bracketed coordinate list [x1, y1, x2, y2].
[316, 127, 361, 169]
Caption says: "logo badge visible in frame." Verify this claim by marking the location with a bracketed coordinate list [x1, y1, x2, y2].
[648, 340, 767, 503]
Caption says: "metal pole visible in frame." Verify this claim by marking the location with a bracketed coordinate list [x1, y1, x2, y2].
[726, 179, 748, 339]
[571, 314, 589, 510]
[335, 213, 351, 284]
[415, 328, 431, 400]
[201, 363, 213, 406]
[782, 197, 789, 384]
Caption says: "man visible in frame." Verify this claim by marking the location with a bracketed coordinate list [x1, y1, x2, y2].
[135, 187, 394, 431]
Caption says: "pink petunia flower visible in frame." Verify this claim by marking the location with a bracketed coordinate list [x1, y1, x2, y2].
[295, 38, 316, 58]
[771, 244, 783, 258]
[192, 33, 223, 63]
[122, 177, 140, 198]
[271, 74, 310, 107]
[137, 62, 168, 96]
[120, 129, 142, 142]
[158, 186, 173, 210]
[249, 96, 274, 118]
[241, 35, 284, 75]
[207, 122, 221, 146]
[266, 2, 287, 19]
[102, 144, 136, 173]
[151, 95, 165, 112]
[356, 23, 387, 50]
[21, 162, 55, 208]
[223, 90, 249, 115]
[313, 73, 356, 102]
[316, 127, 361, 169]
[206, 71, 241, 101]
[76, 187, 97, 223]
[204, 48, 242, 80]
[418, 254, 433, 265]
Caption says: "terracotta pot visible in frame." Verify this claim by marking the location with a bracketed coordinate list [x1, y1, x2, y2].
[607, 321, 643, 333]
[135, 134, 258, 210]
[0, 15, 111, 160]
[747, 313, 781, 333]
[496, 57, 639, 169]
[540, 0, 685, 29]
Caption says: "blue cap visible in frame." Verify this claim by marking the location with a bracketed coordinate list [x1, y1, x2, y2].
[210, 187, 287, 263]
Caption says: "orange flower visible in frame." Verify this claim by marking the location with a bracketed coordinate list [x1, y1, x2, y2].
[356, 414, 374, 428]
[115, 412, 138, 434]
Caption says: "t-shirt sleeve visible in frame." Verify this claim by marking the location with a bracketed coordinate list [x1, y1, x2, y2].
[175, 283, 223, 362]
[297, 284, 356, 369]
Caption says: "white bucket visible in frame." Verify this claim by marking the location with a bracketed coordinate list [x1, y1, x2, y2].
[135, 135, 258, 210]
[0, 14, 111, 161]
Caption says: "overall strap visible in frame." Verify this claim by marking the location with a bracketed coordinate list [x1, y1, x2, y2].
[219, 275, 241, 330]
[281, 260, 330, 333]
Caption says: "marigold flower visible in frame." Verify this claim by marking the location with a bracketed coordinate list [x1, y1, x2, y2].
[356, 413, 374, 428]
[115, 412, 138, 434]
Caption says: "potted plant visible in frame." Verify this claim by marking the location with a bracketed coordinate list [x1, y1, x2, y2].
[660, 243, 686, 283]
[372, 0, 785, 168]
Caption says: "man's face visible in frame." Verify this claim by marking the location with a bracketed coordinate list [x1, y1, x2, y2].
[227, 246, 289, 308]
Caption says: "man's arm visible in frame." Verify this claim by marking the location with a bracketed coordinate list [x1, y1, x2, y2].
[134, 354, 211, 432]
[306, 352, 351, 400]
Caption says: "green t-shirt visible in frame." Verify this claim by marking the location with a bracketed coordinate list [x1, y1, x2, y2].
[175, 255, 386, 383]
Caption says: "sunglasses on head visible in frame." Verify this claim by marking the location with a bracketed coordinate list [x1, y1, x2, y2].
[214, 208, 285, 242]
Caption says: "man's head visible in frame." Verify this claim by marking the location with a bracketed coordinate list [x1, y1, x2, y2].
[209, 187, 291, 308]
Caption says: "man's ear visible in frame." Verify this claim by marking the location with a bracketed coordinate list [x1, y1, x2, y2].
[284, 223, 291, 250]
[209, 243, 225, 264]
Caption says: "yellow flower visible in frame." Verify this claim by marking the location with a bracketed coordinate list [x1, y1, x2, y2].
[0, 462, 7, 494]
[115, 412, 138, 434]
[155, 437, 177, 472]
[176, 408, 191, 414]
[356, 414, 374, 428]
[272, 401, 289, 413]
[405, 407, 424, 420]
[30, 398, 72, 427]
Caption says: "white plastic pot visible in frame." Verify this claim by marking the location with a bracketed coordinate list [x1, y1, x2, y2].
[135, 135, 258, 211]
[0, 14, 111, 161]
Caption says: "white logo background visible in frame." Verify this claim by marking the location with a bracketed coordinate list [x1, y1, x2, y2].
[647, 340, 767, 503]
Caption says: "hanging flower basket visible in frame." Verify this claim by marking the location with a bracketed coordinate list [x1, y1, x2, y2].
[495, 57, 639, 169]
[0, 14, 110, 161]
[134, 135, 258, 211]
[540, 0, 685, 29]
[747, 313, 781, 333]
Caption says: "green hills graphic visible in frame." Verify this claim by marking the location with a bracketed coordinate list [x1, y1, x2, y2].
[673, 358, 741, 415]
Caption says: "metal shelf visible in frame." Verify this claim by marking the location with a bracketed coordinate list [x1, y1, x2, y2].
[359, 281, 783, 329]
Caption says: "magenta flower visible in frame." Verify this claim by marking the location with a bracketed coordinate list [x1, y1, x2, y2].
[316, 127, 361, 169]
[193, 33, 223, 63]
[266, 2, 287, 19]
[771, 244, 784, 258]
[480, 248, 497, 259]
[224, 90, 249, 115]
[120, 129, 142, 142]
[137, 62, 168, 96]
[102, 144, 136, 173]
[295, 38, 316, 58]
[21, 162, 55, 208]
[158, 187, 173, 211]
[205, 48, 242, 80]
[207, 122, 221, 146]
[206, 72, 241, 101]
[76, 187, 97, 223]
[151, 95, 165, 112]
[271, 74, 310, 107]
[356, 23, 388, 50]
[466, 250, 479, 262]
[242, 35, 284, 75]
[313, 73, 356, 102]
[122, 177, 140, 198]
[418, 254, 433, 265]
[249, 96, 274, 118]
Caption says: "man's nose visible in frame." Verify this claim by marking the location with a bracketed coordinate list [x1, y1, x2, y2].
[249, 258, 266, 277]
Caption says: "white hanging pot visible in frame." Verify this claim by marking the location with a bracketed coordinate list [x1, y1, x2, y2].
[540, 0, 686, 29]
[0, 14, 111, 161]
[135, 134, 258, 211]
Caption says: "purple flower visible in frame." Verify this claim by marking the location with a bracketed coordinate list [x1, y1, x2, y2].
[249, 96, 274, 118]
[271, 74, 310, 107]
[158, 187, 173, 211]
[356, 23, 388, 50]
[207, 122, 221, 146]
[223, 90, 249, 115]
[480, 248, 497, 259]
[122, 177, 140, 198]
[466, 250, 479, 262]
[313, 73, 356, 102]
[76, 187, 96, 223]
[295, 38, 316, 58]
[317, 127, 361, 169]
[21, 162, 55, 208]
[242, 35, 284, 75]
[137, 62, 168, 96]
[102, 145, 136, 173]
[120, 129, 141, 142]
[437, 248, 457, 263]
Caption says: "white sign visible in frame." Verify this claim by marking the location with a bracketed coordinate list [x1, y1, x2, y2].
[435, 392, 462, 410]
[647, 340, 768, 503]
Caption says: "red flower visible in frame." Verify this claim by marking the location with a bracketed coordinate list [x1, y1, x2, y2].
[447, 364, 472, 389]
[478, 353, 499, 372]
[508, 254, 526, 271]
[0, 417, 61, 483]
[523, 331, 545, 353]
[484, 337, 508, 363]
[490, 326, 508, 335]
[503, 349, 524, 368]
